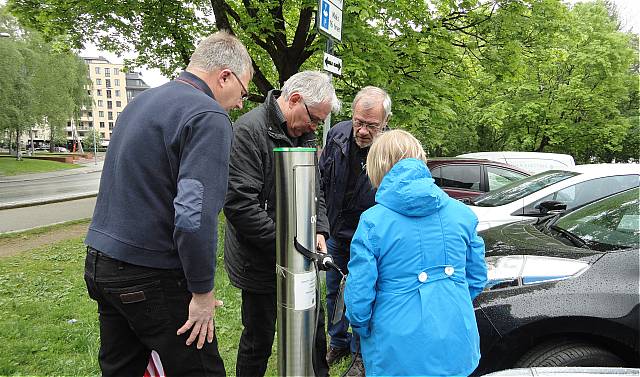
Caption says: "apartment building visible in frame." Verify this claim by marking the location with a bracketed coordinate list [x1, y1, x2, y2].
[126, 71, 151, 101]
[71, 57, 127, 146]
[71, 57, 150, 147]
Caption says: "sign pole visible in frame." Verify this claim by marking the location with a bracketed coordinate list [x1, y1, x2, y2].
[322, 38, 334, 147]
[317, 0, 343, 147]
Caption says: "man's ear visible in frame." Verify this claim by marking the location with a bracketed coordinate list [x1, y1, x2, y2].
[288, 92, 302, 105]
[217, 69, 232, 87]
[382, 114, 392, 131]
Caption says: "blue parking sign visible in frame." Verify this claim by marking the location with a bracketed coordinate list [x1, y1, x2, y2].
[321, 0, 330, 29]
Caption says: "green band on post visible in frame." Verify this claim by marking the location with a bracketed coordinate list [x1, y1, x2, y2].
[273, 147, 316, 152]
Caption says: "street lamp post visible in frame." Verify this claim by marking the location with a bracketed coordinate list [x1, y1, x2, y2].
[91, 126, 97, 165]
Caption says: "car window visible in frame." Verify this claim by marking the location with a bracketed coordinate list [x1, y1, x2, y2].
[553, 187, 639, 249]
[432, 165, 481, 190]
[487, 167, 529, 191]
[522, 175, 639, 214]
[474, 170, 579, 207]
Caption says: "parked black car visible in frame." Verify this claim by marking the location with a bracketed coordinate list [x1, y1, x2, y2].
[426, 158, 530, 200]
[472, 187, 639, 375]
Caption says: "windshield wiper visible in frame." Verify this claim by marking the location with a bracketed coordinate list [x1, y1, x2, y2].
[549, 225, 588, 248]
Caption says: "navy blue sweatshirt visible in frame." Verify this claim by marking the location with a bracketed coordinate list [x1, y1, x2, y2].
[85, 71, 232, 293]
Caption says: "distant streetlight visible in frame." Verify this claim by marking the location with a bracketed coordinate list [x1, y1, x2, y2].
[0, 32, 10, 38]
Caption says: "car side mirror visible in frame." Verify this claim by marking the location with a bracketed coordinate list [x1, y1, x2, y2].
[535, 200, 567, 215]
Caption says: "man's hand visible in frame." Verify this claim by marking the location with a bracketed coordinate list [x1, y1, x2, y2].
[316, 234, 327, 254]
[176, 291, 223, 349]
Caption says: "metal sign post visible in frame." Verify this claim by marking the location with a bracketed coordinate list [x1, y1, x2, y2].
[275, 147, 319, 377]
[318, 0, 344, 147]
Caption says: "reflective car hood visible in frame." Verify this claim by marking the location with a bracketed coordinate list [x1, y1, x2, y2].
[479, 220, 603, 260]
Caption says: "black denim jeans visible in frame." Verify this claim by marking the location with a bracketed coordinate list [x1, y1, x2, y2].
[84, 247, 225, 377]
[235, 289, 329, 377]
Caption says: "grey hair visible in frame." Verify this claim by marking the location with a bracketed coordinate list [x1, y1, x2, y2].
[281, 71, 341, 113]
[187, 31, 253, 77]
[352, 86, 392, 119]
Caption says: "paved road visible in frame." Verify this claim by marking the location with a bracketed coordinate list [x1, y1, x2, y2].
[0, 169, 101, 208]
[0, 197, 96, 233]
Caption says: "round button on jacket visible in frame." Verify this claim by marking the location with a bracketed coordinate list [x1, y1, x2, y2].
[444, 266, 455, 276]
[418, 271, 428, 282]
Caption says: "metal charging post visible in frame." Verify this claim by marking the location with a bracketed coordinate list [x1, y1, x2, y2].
[275, 147, 319, 377]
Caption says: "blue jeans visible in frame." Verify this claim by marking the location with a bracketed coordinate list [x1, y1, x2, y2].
[326, 238, 359, 353]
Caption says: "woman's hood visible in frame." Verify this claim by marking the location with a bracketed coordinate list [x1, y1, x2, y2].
[375, 158, 447, 217]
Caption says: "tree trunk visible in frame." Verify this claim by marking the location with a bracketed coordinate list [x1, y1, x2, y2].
[15, 128, 21, 161]
[8, 130, 14, 156]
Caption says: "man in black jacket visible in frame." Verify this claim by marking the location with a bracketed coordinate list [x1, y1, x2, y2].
[224, 70, 340, 377]
[84, 31, 252, 377]
[319, 86, 391, 375]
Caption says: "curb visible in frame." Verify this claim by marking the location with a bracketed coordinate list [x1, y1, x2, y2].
[0, 193, 98, 210]
[0, 167, 103, 184]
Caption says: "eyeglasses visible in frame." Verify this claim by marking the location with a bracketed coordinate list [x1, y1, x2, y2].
[230, 71, 248, 101]
[353, 119, 382, 132]
[303, 101, 324, 126]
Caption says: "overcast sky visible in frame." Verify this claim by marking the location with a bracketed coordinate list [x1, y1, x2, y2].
[84, 0, 639, 88]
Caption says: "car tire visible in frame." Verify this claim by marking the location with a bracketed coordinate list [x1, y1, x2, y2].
[515, 341, 625, 368]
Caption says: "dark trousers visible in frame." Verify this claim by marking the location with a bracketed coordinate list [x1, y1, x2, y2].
[236, 289, 329, 377]
[326, 238, 359, 353]
[84, 247, 226, 377]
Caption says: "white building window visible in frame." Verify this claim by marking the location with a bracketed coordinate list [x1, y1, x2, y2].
[95, 78, 101, 85]
[115, 90, 120, 97]
[114, 79, 120, 86]
[99, 111, 104, 117]
[104, 68, 110, 77]
[96, 89, 102, 96]
[95, 67, 100, 74]
[97, 100, 103, 107]
[114, 68, 119, 75]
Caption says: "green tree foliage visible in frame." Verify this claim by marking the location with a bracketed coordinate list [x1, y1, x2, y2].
[456, 0, 639, 162]
[0, 7, 91, 158]
[81, 128, 103, 152]
[7, 0, 637, 161]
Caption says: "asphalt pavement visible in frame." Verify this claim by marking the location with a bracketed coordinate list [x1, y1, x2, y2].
[0, 156, 104, 233]
[0, 158, 103, 209]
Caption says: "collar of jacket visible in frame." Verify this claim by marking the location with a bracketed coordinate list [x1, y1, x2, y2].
[177, 71, 216, 100]
[265, 89, 317, 148]
[330, 121, 353, 157]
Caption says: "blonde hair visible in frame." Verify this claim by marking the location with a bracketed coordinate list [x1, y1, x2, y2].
[366, 129, 427, 188]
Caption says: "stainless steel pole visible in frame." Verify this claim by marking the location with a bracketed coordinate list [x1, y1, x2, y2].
[275, 147, 318, 377]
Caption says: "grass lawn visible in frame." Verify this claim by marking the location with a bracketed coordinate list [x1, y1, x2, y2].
[0, 157, 79, 176]
[0, 219, 352, 376]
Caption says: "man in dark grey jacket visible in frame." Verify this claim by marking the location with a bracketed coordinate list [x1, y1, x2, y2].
[84, 31, 252, 377]
[224, 71, 340, 377]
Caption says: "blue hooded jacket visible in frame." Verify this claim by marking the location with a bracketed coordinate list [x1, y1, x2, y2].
[345, 158, 487, 376]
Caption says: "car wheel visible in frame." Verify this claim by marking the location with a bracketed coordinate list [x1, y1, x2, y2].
[515, 341, 624, 368]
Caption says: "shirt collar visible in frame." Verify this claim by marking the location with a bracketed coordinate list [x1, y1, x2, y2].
[177, 71, 216, 100]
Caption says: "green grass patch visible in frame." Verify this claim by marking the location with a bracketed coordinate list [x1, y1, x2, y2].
[0, 157, 79, 176]
[0, 218, 346, 376]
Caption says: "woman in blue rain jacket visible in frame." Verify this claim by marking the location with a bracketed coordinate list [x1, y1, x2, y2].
[345, 130, 487, 377]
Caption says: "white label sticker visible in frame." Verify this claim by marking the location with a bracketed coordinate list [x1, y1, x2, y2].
[293, 271, 316, 310]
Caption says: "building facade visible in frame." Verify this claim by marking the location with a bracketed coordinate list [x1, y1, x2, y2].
[72, 57, 150, 147]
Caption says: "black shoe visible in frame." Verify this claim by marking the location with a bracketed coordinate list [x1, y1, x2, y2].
[344, 353, 365, 377]
[326, 346, 350, 366]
